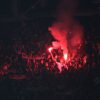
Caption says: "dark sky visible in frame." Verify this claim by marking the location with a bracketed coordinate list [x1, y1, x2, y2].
[0, 0, 98, 18]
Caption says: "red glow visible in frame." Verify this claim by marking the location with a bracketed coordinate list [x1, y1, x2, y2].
[48, 47, 53, 52]
[47, 45, 87, 72]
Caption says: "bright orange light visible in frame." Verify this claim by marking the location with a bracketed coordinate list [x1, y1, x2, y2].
[64, 53, 68, 61]
[48, 47, 53, 52]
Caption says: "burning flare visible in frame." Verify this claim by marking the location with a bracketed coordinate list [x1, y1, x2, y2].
[48, 47, 53, 52]
[64, 53, 68, 61]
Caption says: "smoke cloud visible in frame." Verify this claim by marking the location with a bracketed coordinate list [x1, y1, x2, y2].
[49, 0, 84, 59]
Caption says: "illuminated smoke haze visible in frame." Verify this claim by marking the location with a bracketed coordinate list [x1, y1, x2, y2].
[49, 0, 84, 60]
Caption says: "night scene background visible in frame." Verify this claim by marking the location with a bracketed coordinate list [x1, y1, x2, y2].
[0, 0, 100, 100]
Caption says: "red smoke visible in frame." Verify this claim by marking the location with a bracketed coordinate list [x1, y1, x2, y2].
[49, 0, 84, 60]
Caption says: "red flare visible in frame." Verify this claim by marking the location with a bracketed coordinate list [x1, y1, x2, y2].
[48, 47, 53, 52]
[64, 53, 68, 61]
